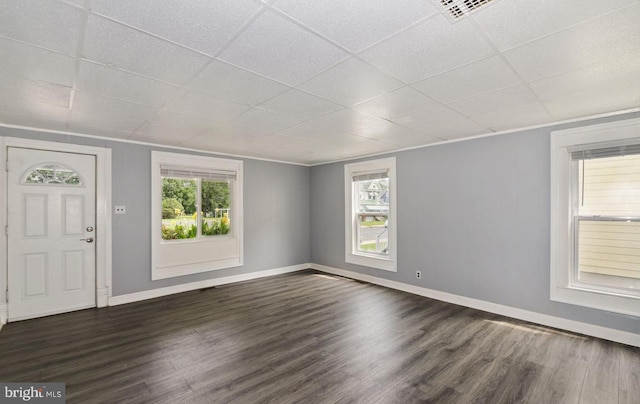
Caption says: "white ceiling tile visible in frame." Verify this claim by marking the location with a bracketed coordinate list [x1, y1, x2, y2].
[395, 106, 470, 132]
[251, 133, 312, 151]
[69, 110, 141, 133]
[426, 118, 488, 141]
[308, 109, 388, 133]
[353, 86, 441, 120]
[470, 102, 553, 131]
[543, 91, 640, 121]
[186, 61, 289, 105]
[546, 63, 640, 117]
[273, 0, 437, 52]
[383, 132, 440, 148]
[275, 121, 342, 138]
[504, 4, 640, 81]
[165, 90, 249, 122]
[179, 131, 260, 154]
[61, 0, 84, 7]
[83, 15, 210, 84]
[354, 121, 422, 141]
[0, 95, 69, 122]
[204, 125, 271, 139]
[412, 56, 522, 104]
[231, 108, 302, 133]
[259, 89, 342, 120]
[0, 110, 68, 132]
[130, 132, 195, 145]
[218, 11, 349, 86]
[72, 91, 155, 122]
[0, 38, 76, 86]
[448, 85, 539, 117]
[299, 57, 404, 106]
[360, 15, 495, 83]
[0, 72, 70, 107]
[66, 122, 132, 140]
[0, 0, 637, 165]
[319, 132, 378, 147]
[77, 62, 179, 107]
[530, 62, 640, 104]
[90, 0, 262, 56]
[0, 0, 83, 55]
[474, 0, 638, 51]
[136, 111, 213, 140]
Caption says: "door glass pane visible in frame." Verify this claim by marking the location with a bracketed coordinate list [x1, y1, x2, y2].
[161, 177, 197, 240]
[24, 164, 81, 185]
[201, 180, 231, 236]
[355, 177, 389, 254]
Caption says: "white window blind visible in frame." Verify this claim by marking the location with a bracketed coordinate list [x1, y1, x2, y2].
[352, 170, 388, 182]
[574, 153, 640, 216]
[161, 165, 236, 181]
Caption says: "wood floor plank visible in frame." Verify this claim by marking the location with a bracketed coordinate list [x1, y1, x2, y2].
[0, 269, 637, 404]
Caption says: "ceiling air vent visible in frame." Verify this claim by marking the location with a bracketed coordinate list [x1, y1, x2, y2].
[439, 0, 495, 20]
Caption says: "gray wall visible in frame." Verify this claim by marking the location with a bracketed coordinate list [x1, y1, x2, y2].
[0, 127, 310, 296]
[311, 111, 640, 335]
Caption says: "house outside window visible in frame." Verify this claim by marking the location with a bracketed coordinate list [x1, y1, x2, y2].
[151, 151, 243, 280]
[551, 118, 640, 316]
[345, 157, 397, 271]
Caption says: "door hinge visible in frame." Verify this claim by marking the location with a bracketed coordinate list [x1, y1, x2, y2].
[4, 225, 7, 237]
[5, 288, 7, 303]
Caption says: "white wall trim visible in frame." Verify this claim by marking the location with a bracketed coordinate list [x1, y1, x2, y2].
[0, 303, 7, 328]
[109, 264, 309, 306]
[2, 108, 639, 169]
[0, 124, 308, 167]
[310, 263, 640, 348]
[0, 136, 112, 321]
[550, 119, 640, 317]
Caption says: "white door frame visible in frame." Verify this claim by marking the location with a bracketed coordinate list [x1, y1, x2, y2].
[0, 137, 112, 325]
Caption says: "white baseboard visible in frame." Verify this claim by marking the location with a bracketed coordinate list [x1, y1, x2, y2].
[310, 263, 640, 348]
[108, 264, 309, 306]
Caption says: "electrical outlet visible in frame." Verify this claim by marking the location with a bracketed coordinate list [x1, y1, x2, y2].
[416, 270, 421, 279]
[115, 205, 126, 215]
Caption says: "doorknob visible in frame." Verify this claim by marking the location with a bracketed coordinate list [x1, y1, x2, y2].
[80, 237, 94, 243]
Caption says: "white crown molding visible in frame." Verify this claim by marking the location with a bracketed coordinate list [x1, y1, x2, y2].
[1, 108, 639, 168]
[310, 263, 640, 348]
[310, 107, 640, 166]
[108, 264, 309, 306]
[0, 124, 309, 167]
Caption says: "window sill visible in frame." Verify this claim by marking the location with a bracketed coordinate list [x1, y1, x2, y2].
[346, 252, 396, 272]
[551, 285, 639, 317]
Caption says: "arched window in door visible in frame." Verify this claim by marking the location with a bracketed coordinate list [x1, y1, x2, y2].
[22, 164, 83, 186]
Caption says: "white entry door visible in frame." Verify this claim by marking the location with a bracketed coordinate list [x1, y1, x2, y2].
[7, 147, 96, 321]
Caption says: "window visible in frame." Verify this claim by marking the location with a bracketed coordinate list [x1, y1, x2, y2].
[551, 118, 640, 316]
[23, 164, 81, 185]
[151, 152, 243, 280]
[345, 157, 397, 271]
[160, 167, 233, 240]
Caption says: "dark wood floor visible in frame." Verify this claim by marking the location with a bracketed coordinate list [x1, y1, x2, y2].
[0, 270, 638, 403]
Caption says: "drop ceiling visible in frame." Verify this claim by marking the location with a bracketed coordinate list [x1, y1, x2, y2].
[0, 0, 639, 165]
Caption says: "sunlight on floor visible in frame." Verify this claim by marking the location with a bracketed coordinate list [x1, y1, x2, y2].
[484, 319, 588, 340]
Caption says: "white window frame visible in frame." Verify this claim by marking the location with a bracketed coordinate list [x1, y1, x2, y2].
[151, 151, 243, 280]
[345, 157, 397, 272]
[551, 118, 640, 317]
